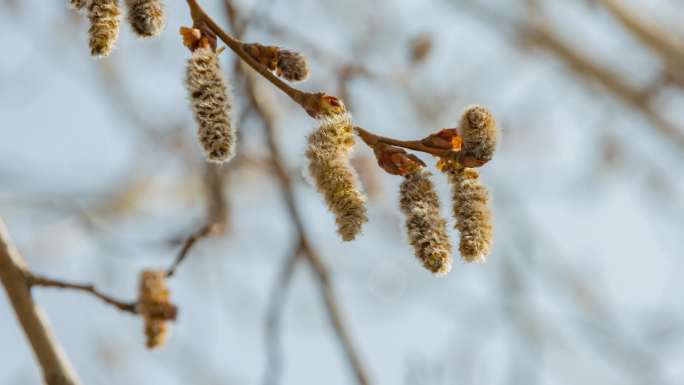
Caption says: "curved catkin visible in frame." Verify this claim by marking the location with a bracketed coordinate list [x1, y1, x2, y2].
[446, 165, 492, 262]
[137, 270, 176, 349]
[88, 0, 121, 57]
[459, 105, 497, 162]
[399, 168, 452, 275]
[125, 0, 164, 37]
[306, 113, 368, 241]
[185, 47, 236, 163]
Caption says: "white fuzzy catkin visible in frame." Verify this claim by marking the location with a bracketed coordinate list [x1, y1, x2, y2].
[88, 0, 121, 57]
[446, 165, 492, 262]
[306, 113, 368, 241]
[125, 0, 164, 37]
[399, 168, 452, 275]
[186, 47, 236, 163]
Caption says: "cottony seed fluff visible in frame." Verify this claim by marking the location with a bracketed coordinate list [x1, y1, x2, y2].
[137, 270, 175, 349]
[88, 0, 121, 57]
[445, 164, 493, 262]
[459, 105, 497, 162]
[186, 47, 236, 163]
[125, 0, 164, 37]
[399, 168, 452, 275]
[306, 113, 368, 241]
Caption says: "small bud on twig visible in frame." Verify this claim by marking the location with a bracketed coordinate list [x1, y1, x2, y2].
[421, 128, 462, 151]
[68, 0, 87, 11]
[243, 42, 309, 82]
[88, 0, 121, 57]
[137, 270, 177, 349]
[399, 168, 452, 275]
[306, 113, 368, 241]
[125, 0, 165, 38]
[373, 143, 425, 176]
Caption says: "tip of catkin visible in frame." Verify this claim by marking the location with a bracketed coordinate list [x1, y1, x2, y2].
[88, 0, 121, 58]
[459, 105, 497, 163]
[186, 47, 237, 163]
[399, 168, 452, 275]
[444, 164, 492, 263]
[126, 0, 165, 37]
[275, 50, 309, 82]
[137, 270, 177, 349]
[306, 113, 368, 241]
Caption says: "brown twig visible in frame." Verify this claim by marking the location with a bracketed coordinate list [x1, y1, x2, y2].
[0, 218, 82, 385]
[26, 273, 138, 314]
[165, 223, 218, 278]
[354, 126, 460, 160]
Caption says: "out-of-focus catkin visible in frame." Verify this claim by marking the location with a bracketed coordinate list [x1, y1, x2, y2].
[399, 168, 452, 275]
[443, 163, 492, 262]
[137, 270, 177, 349]
[125, 0, 164, 37]
[306, 113, 368, 241]
[185, 47, 236, 163]
[459, 105, 497, 163]
[88, 0, 121, 57]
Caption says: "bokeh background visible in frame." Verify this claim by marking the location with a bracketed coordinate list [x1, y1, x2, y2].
[2, 0, 684, 384]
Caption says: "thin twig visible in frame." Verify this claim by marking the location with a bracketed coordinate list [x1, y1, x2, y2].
[26, 273, 138, 314]
[165, 223, 217, 278]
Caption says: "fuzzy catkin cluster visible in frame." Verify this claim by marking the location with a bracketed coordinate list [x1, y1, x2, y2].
[185, 47, 236, 163]
[399, 168, 452, 275]
[306, 113, 368, 241]
[137, 270, 175, 349]
[444, 164, 492, 262]
[88, 0, 121, 57]
[125, 0, 164, 37]
[460, 105, 497, 162]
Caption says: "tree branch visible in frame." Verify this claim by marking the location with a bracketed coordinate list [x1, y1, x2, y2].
[0, 218, 82, 385]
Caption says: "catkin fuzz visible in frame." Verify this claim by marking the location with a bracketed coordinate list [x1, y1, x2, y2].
[445, 164, 492, 262]
[137, 270, 177, 349]
[306, 113, 368, 241]
[68, 0, 88, 11]
[399, 168, 452, 275]
[88, 0, 121, 57]
[459, 105, 497, 162]
[125, 0, 164, 37]
[186, 47, 236, 163]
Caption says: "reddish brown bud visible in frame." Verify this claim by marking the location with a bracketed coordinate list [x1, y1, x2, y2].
[373, 143, 425, 176]
[297, 92, 346, 118]
[179, 25, 216, 52]
[421, 128, 462, 151]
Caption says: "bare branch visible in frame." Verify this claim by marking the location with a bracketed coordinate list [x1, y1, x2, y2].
[0, 218, 82, 385]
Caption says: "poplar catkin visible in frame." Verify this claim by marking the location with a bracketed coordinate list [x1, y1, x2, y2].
[185, 47, 236, 163]
[88, 0, 121, 57]
[125, 0, 164, 37]
[306, 113, 368, 241]
[459, 105, 497, 162]
[137, 270, 176, 349]
[444, 164, 492, 262]
[399, 168, 452, 275]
